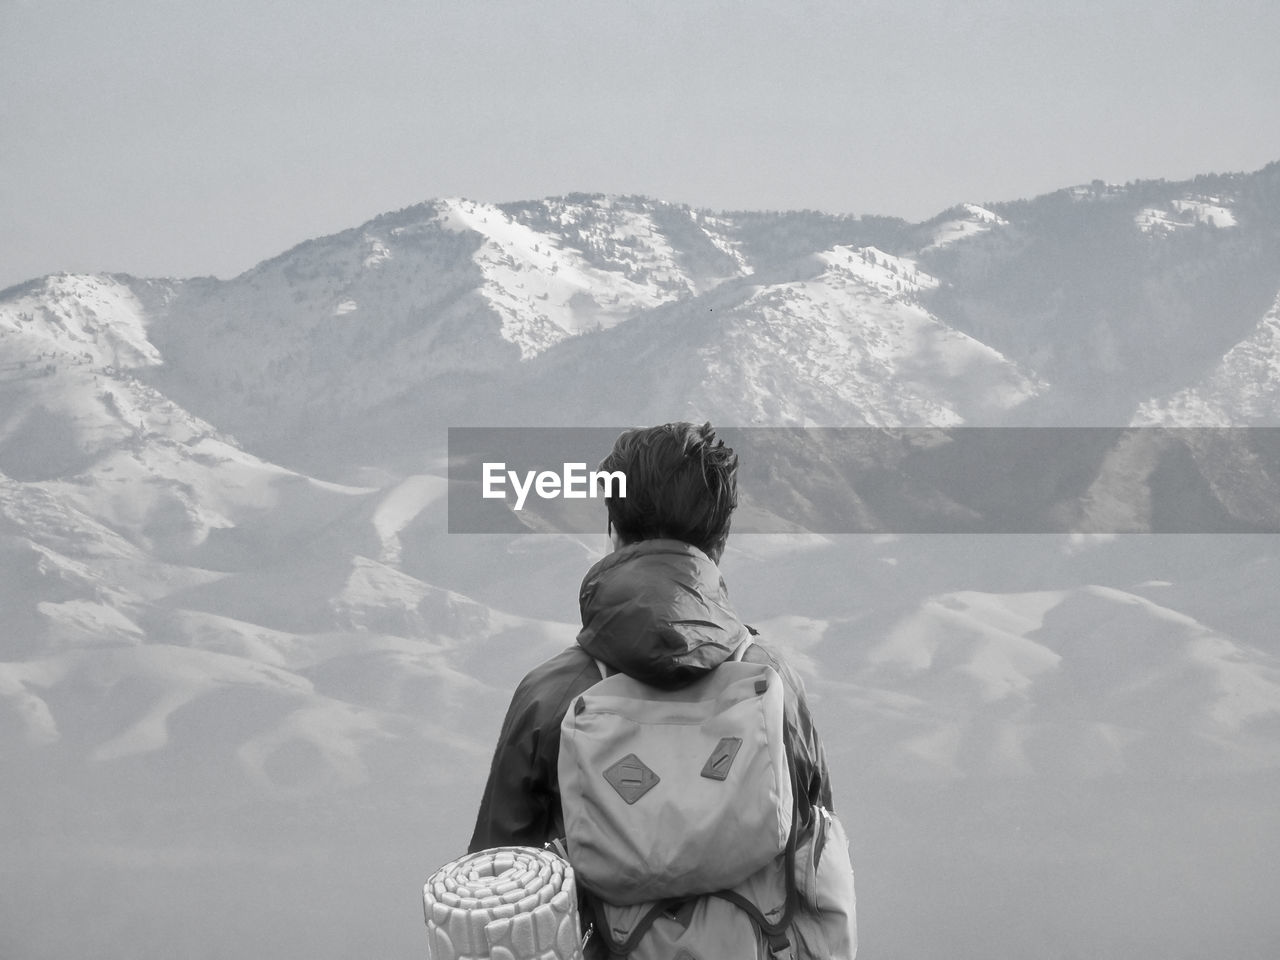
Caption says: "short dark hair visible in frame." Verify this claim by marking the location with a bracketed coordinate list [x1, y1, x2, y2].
[599, 421, 738, 562]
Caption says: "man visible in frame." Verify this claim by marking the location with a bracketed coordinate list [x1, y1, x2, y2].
[468, 421, 854, 957]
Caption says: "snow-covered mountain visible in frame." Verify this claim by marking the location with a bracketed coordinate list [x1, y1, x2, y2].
[3, 167, 1280, 960]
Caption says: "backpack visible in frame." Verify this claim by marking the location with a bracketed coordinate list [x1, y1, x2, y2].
[557, 638, 801, 959]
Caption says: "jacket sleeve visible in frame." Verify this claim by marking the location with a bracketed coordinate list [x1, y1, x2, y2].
[758, 644, 857, 959]
[751, 642, 835, 813]
[467, 674, 558, 853]
[468, 648, 599, 854]
[790, 668, 835, 813]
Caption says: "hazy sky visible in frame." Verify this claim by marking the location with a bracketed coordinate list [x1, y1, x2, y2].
[4, 0, 1279, 290]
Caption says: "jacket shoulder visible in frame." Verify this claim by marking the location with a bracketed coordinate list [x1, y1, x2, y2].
[740, 633, 809, 697]
[510, 643, 601, 726]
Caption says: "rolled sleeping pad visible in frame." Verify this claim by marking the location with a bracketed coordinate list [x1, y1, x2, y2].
[423, 846, 584, 960]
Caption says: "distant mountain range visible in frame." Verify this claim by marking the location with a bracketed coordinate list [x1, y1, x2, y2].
[2, 165, 1279, 960]
[6, 165, 1279, 462]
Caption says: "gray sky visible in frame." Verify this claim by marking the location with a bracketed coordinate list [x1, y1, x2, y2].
[3, 0, 1279, 291]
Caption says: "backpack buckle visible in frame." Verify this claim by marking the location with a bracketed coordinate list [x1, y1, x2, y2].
[767, 931, 794, 960]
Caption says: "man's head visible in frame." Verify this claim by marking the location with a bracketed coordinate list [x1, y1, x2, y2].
[598, 421, 738, 563]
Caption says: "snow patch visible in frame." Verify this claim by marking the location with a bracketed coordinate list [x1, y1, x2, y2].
[702, 245, 1042, 427]
[690, 209, 754, 276]
[362, 235, 392, 269]
[437, 198, 681, 359]
[1136, 195, 1238, 235]
[819, 246, 940, 298]
[923, 204, 1008, 250]
[371, 474, 448, 564]
[0, 274, 161, 370]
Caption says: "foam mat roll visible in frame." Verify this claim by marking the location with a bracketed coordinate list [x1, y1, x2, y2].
[423, 846, 584, 960]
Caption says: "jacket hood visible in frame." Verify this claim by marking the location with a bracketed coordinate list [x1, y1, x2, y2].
[576, 539, 748, 689]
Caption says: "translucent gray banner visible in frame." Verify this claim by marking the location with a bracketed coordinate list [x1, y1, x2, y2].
[448, 427, 1280, 534]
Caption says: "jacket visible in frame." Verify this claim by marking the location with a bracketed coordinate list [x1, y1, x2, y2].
[468, 538, 834, 853]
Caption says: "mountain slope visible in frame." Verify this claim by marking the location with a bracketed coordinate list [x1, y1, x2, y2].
[1135, 290, 1280, 424]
